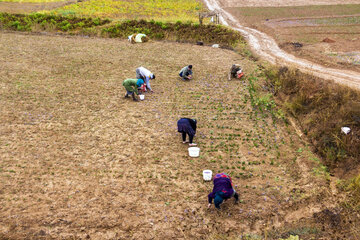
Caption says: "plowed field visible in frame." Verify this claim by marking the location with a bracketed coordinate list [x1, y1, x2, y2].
[0, 32, 351, 239]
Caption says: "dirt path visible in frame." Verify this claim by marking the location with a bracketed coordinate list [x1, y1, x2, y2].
[203, 0, 360, 90]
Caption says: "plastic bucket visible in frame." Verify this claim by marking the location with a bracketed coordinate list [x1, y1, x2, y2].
[203, 170, 212, 181]
[139, 95, 145, 100]
[188, 147, 200, 157]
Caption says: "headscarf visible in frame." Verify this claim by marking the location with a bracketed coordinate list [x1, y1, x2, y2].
[136, 79, 144, 87]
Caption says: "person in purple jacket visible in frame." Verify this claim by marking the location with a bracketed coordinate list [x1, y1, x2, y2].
[208, 173, 239, 209]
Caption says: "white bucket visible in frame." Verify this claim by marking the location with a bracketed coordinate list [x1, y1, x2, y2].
[203, 170, 212, 181]
[188, 147, 200, 157]
[139, 95, 145, 100]
[341, 127, 351, 134]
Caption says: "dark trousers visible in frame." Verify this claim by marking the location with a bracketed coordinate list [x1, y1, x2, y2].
[182, 132, 193, 143]
[234, 192, 239, 201]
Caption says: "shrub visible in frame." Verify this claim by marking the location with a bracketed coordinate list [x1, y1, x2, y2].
[266, 65, 360, 170]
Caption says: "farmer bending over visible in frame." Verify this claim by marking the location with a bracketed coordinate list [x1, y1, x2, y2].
[177, 118, 197, 147]
[228, 64, 244, 80]
[136, 66, 155, 92]
[208, 172, 239, 210]
[179, 65, 193, 80]
[122, 79, 144, 102]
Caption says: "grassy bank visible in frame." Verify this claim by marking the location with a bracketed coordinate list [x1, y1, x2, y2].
[265, 67, 360, 172]
[0, 12, 244, 47]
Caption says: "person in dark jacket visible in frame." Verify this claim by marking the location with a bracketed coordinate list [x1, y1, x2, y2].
[228, 64, 244, 80]
[177, 118, 197, 146]
[179, 65, 193, 80]
[208, 173, 239, 209]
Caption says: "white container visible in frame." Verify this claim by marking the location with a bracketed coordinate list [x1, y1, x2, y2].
[203, 170, 212, 181]
[139, 95, 145, 100]
[188, 147, 200, 157]
[341, 127, 351, 134]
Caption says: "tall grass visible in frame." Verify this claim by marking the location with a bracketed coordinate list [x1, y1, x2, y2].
[347, 174, 360, 210]
[264, 66, 360, 170]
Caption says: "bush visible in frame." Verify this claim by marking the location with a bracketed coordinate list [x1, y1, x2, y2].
[0, 13, 111, 32]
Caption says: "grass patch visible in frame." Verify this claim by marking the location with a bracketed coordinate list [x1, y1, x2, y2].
[0, 12, 110, 31]
[45, 0, 205, 22]
[346, 174, 360, 210]
[102, 19, 244, 46]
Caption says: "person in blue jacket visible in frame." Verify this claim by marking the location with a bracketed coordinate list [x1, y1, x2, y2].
[177, 118, 197, 146]
[208, 173, 239, 209]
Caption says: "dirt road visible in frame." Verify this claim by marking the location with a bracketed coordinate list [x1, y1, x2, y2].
[203, 0, 360, 90]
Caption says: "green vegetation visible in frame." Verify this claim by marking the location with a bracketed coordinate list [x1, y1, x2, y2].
[102, 20, 243, 46]
[0, 13, 244, 47]
[46, 0, 204, 22]
[0, 12, 110, 31]
[265, 66, 360, 169]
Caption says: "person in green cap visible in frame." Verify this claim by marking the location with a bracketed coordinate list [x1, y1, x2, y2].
[122, 78, 145, 102]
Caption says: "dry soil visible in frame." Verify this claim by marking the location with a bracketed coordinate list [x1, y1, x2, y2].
[0, 32, 350, 239]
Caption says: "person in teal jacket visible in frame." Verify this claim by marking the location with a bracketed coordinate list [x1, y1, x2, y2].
[122, 79, 144, 101]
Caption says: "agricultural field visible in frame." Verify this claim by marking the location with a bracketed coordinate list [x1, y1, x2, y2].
[0, 0, 205, 22]
[1, 32, 357, 239]
[46, 0, 205, 22]
[225, 3, 360, 72]
[0, 0, 76, 14]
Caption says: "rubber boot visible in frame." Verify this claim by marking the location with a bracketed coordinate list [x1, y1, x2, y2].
[132, 93, 138, 102]
[234, 192, 239, 204]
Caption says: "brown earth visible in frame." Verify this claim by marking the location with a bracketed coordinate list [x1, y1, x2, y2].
[0, 32, 354, 239]
[0, 0, 77, 13]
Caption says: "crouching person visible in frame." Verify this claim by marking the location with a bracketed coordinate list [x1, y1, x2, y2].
[177, 118, 197, 146]
[228, 64, 244, 80]
[122, 79, 144, 102]
[208, 173, 239, 210]
[179, 65, 193, 80]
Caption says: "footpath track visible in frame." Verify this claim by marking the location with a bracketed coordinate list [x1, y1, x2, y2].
[203, 0, 360, 90]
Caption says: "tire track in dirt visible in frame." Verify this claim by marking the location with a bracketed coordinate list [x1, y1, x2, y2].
[203, 0, 360, 90]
